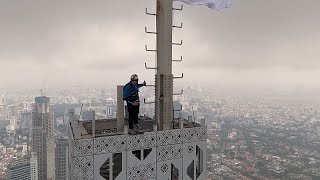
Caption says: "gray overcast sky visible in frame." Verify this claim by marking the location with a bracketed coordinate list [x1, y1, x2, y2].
[1, 0, 320, 90]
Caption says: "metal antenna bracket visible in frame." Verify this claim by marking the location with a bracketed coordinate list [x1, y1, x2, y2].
[145, 45, 157, 52]
[145, 8, 156, 16]
[173, 5, 183, 11]
[145, 27, 157, 34]
[172, 22, 183, 29]
[172, 40, 183, 45]
[173, 73, 184, 79]
[172, 56, 183, 62]
[145, 63, 157, 70]
[173, 89, 183, 95]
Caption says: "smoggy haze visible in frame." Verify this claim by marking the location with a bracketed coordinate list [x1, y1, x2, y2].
[1, 0, 320, 89]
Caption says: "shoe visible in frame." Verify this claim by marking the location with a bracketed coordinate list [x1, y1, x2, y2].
[128, 129, 135, 134]
[134, 124, 142, 130]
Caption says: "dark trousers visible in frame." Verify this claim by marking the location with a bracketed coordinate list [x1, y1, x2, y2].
[127, 104, 139, 129]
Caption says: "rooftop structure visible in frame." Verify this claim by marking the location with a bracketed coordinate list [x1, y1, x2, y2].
[68, 109, 207, 180]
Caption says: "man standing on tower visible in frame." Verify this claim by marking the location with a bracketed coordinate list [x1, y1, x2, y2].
[123, 74, 146, 133]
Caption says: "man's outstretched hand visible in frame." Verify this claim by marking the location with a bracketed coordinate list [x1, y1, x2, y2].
[143, 81, 146, 86]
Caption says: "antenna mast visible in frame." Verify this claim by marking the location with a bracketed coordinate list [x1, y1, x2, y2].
[145, 0, 184, 130]
[155, 0, 173, 130]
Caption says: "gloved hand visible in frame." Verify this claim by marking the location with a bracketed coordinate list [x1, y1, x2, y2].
[143, 81, 146, 86]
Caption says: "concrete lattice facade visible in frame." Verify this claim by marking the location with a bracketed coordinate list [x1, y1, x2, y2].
[69, 125, 207, 180]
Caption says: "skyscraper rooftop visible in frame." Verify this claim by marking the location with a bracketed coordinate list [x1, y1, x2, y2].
[68, 102, 207, 180]
[34, 96, 50, 104]
[70, 114, 203, 138]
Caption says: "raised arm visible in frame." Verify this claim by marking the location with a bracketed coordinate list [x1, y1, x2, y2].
[138, 81, 146, 88]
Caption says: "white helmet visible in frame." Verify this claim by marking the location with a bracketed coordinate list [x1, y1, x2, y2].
[130, 74, 138, 81]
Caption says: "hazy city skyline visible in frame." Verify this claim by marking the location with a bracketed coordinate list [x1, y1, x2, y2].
[1, 0, 320, 89]
[1, 1, 320, 178]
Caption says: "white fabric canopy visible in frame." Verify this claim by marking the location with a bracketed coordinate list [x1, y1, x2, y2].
[174, 0, 232, 11]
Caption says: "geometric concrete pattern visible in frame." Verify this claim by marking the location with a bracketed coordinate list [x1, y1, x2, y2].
[71, 127, 207, 180]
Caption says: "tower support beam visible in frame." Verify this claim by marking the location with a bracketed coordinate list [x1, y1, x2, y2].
[155, 0, 174, 130]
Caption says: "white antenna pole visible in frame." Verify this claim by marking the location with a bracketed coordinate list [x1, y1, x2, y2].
[155, 0, 174, 130]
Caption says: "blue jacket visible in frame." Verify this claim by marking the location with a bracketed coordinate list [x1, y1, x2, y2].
[123, 82, 144, 104]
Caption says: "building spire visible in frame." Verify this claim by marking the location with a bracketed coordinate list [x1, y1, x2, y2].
[154, 0, 174, 130]
[144, 0, 184, 130]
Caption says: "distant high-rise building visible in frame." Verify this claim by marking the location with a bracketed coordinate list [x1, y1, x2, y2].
[31, 96, 55, 180]
[30, 152, 39, 180]
[173, 100, 182, 119]
[0, 94, 5, 106]
[8, 153, 38, 180]
[8, 158, 31, 180]
[9, 116, 17, 131]
[101, 89, 106, 99]
[21, 112, 32, 129]
[55, 136, 69, 180]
